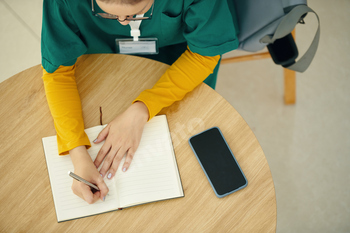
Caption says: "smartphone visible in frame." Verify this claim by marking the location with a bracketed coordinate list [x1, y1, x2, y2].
[189, 127, 248, 198]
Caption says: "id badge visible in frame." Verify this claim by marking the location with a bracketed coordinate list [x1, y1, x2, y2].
[116, 38, 159, 55]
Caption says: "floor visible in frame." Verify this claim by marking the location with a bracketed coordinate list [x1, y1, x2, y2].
[1, 0, 349, 232]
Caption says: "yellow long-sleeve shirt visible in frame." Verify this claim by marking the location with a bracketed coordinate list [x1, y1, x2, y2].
[42, 48, 220, 155]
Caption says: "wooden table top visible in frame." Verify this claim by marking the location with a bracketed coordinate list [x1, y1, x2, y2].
[0, 54, 276, 232]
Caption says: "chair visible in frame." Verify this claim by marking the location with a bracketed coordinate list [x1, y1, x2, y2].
[224, 0, 320, 105]
[221, 30, 296, 105]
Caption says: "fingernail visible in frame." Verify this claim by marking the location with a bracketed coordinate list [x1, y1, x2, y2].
[122, 167, 127, 172]
[100, 174, 103, 177]
[107, 173, 112, 179]
[103, 196, 106, 202]
[93, 139, 97, 143]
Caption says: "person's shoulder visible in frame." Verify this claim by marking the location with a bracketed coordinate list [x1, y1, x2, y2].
[48, 0, 75, 8]
[183, 0, 213, 4]
[44, 0, 67, 7]
[49, 0, 67, 4]
[44, 0, 81, 13]
[183, 0, 194, 8]
[183, 0, 220, 9]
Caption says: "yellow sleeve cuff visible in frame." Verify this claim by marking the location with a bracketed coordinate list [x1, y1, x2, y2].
[58, 138, 91, 155]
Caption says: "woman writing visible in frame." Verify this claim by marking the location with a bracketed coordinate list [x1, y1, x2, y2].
[41, 0, 239, 203]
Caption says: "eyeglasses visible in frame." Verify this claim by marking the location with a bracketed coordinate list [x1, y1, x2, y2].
[91, 0, 154, 21]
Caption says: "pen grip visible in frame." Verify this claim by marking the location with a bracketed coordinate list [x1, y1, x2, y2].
[69, 172, 100, 191]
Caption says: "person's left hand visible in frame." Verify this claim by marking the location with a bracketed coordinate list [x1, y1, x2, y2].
[93, 101, 149, 179]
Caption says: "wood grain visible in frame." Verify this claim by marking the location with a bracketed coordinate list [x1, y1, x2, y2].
[284, 68, 296, 104]
[221, 52, 271, 64]
[0, 54, 276, 232]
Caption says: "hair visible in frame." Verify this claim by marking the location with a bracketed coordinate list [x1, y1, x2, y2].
[98, 0, 145, 5]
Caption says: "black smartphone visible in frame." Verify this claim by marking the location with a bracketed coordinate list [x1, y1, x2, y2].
[189, 127, 247, 198]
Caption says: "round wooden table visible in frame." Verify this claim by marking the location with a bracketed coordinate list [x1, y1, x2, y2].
[0, 54, 276, 232]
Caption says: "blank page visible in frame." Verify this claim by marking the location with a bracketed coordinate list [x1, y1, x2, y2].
[116, 115, 184, 207]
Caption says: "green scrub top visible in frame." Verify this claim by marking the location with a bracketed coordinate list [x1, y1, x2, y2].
[41, 0, 239, 87]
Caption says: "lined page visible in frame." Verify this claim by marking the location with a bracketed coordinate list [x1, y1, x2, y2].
[116, 115, 184, 207]
[42, 126, 119, 222]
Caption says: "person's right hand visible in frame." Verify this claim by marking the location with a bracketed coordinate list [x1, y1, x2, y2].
[70, 146, 109, 204]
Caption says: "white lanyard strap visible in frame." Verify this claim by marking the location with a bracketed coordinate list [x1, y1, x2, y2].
[129, 14, 144, 41]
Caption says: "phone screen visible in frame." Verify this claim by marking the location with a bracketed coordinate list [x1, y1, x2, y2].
[189, 127, 247, 197]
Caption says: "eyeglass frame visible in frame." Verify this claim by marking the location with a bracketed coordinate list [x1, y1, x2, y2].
[91, 0, 154, 21]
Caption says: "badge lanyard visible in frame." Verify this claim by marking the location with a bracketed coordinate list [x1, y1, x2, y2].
[129, 15, 143, 41]
[115, 14, 159, 55]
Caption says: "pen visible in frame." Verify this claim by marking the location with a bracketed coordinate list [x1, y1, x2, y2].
[68, 171, 100, 191]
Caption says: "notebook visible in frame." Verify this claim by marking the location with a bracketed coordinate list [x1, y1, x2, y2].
[42, 115, 184, 222]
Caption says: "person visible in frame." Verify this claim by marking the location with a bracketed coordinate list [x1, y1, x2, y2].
[41, 0, 239, 204]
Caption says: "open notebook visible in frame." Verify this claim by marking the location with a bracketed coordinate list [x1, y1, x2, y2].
[42, 115, 184, 222]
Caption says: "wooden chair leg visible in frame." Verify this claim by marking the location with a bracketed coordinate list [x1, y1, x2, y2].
[284, 68, 296, 104]
[284, 29, 296, 105]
